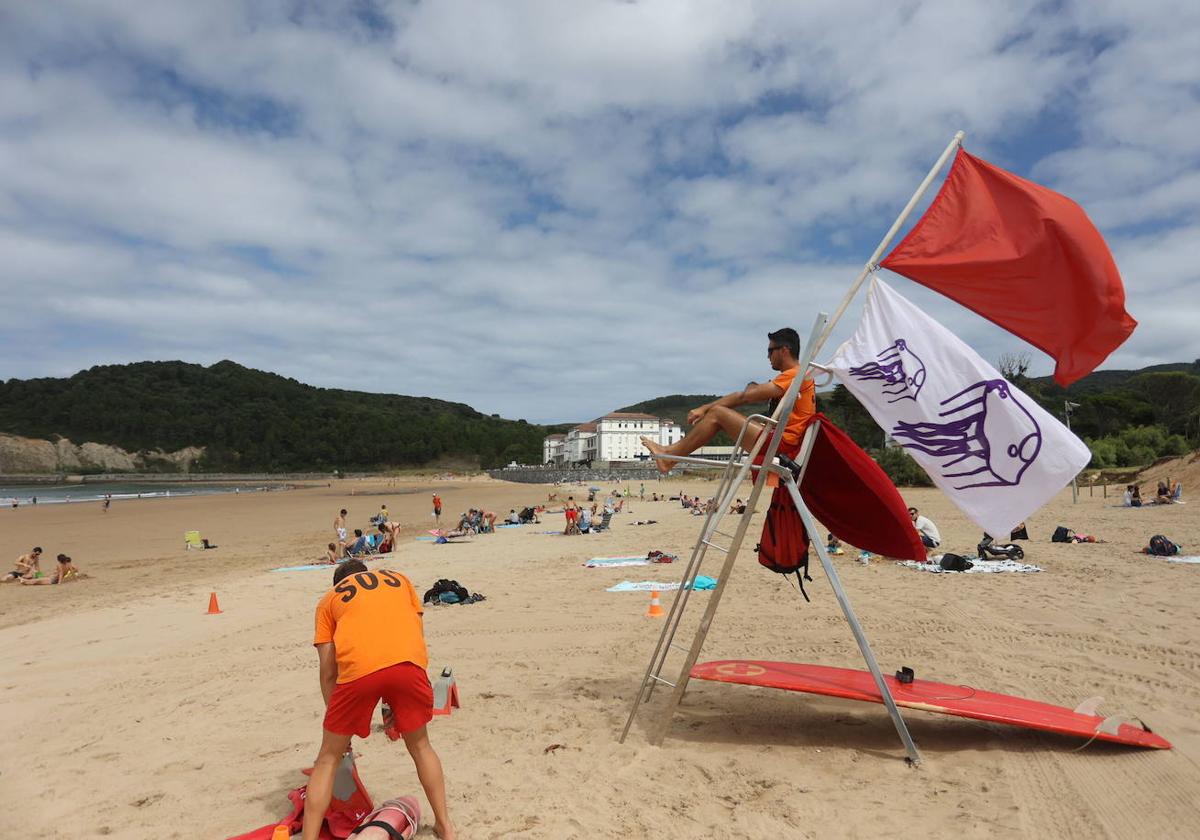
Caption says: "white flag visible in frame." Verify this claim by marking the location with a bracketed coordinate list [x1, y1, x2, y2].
[827, 277, 1091, 538]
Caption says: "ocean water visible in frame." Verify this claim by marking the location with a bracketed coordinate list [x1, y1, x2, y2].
[0, 482, 283, 507]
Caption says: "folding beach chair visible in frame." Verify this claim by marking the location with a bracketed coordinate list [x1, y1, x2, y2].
[184, 530, 204, 550]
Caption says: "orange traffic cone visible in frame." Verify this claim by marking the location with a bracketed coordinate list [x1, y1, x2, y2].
[271, 825, 290, 840]
[645, 590, 665, 618]
[206, 592, 222, 615]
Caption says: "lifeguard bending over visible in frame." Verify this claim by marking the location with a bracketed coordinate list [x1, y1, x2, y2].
[640, 327, 816, 473]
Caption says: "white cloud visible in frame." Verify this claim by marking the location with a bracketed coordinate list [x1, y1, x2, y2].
[0, 0, 1196, 424]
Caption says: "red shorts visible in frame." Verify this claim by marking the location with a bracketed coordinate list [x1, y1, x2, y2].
[324, 662, 432, 738]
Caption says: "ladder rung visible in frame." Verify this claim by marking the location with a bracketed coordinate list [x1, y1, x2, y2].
[712, 529, 737, 540]
[650, 675, 676, 688]
[701, 539, 728, 553]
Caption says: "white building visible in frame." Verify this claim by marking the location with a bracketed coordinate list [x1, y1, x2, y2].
[544, 412, 683, 465]
[543, 434, 565, 465]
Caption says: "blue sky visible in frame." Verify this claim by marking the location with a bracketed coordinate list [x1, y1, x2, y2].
[1, 1, 1197, 423]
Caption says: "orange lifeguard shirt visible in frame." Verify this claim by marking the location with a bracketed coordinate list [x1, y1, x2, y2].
[313, 568, 428, 684]
[770, 367, 817, 447]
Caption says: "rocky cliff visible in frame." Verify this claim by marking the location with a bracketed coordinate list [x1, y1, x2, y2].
[0, 433, 203, 474]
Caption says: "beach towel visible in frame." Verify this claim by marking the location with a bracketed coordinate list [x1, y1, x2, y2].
[1165, 556, 1200, 565]
[585, 556, 651, 567]
[607, 575, 717, 592]
[497, 523, 522, 529]
[272, 563, 337, 572]
[900, 558, 1042, 574]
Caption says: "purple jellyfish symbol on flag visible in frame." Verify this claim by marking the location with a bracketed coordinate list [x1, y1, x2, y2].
[848, 339, 926, 403]
[891, 379, 1042, 489]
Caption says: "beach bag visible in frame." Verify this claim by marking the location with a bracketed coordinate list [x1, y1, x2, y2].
[350, 796, 420, 840]
[423, 579, 469, 605]
[757, 483, 813, 601]
[939, 553, 974, 571]
[1051, 526, 1074, 543]
[1148, 535, 1179, 556]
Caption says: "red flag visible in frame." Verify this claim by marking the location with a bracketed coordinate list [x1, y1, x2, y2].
[757, 414, 926, 574]
[881, 148, 1136, 386]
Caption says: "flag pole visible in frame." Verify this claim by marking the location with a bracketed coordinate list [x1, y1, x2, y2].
[809, 130, 965, 363]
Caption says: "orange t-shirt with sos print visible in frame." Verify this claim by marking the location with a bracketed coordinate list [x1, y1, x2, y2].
[313, 568, 428, 684]
[770, 367, 817, 447]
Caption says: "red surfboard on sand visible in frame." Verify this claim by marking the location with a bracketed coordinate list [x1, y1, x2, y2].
[690, 660, 1170, 749]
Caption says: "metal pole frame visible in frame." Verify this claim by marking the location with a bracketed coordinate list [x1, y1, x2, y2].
[774, 435, 922, 764]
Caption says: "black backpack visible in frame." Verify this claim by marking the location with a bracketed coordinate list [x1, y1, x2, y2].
[939, 553, 974, 572]
[1148, 535, 1180, 557]
[1052, 526, 1073, 543]
[423, 578, 470, 604]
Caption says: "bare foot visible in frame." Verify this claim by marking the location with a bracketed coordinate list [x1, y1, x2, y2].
[433, 822, 456, 840]
[640, 436, 676, 474]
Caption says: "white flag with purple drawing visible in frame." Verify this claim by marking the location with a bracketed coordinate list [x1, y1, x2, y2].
[827, 277, 1091, 538]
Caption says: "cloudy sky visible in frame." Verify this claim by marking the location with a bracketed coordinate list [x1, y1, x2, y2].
[1, 1, 1196, 423]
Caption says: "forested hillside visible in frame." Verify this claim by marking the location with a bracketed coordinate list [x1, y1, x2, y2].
[0, 361, 547, 471]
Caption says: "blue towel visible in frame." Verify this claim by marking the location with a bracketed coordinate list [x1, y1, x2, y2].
[271, 563, 336, 572]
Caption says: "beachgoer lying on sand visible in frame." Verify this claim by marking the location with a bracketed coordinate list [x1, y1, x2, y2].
[640, 327, 815, 473]
[3, 547, 42, 582]
[302, 560, 455, 840]
[21, 554, 81, 585]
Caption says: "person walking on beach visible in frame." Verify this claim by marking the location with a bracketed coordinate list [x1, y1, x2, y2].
[102, 494, 111, 513]
[3, 547, 42, 582]
[302, 560, 455, 840]
[640, 328, 815, 472]
[432, 494, 442, 525]
[334, 509, 348, 544]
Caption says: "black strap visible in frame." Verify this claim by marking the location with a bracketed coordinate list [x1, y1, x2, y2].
[350, 820, 407, 839]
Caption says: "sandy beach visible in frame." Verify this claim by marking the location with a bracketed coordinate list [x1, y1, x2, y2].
[2, 469, 1199, 839]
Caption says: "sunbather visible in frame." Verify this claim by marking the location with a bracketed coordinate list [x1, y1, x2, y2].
[21, 554, 81, 585]
[4, 547, 42, 582]
[323, 543, 340, 564]
[640, 328, 815, 472]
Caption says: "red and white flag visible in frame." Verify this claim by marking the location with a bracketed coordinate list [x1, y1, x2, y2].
[881, 148, 1136, 386]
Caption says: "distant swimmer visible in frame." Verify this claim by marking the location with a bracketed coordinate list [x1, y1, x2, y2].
[641, 327, 815, 473]
[302, 560, 455, 840]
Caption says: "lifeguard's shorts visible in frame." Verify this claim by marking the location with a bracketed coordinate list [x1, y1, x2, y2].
[324, 662, 432, 738]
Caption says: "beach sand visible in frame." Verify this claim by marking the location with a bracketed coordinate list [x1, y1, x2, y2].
[2, 473, 1199, 838]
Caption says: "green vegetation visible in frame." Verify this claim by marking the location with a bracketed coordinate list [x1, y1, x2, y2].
[0, 361, 550, 472]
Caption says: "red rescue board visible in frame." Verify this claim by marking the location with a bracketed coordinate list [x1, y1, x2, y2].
[690, 660, 1170, 749]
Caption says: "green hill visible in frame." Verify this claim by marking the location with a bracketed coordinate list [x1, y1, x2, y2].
[0, 360, 548, 472]
[617, 394, 769, 427]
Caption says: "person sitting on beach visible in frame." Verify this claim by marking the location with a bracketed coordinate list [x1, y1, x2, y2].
[640, 328, 815, 472]
[323, 543, 340, 564]
[728, 499, 747, 514]
[578, 507, 593, 533]
[302, 560, 455, 840]
[1173, 480, 1183, 502]
[518, 506, 540, 524]
[826, 533, 844, 555]
[908, 507, 941, 550]
[3, 547, 42, 582]
[21, 554, 81, 586]
[1131, 485, 1143, 507]
[506, 509, 520, 525]
[344, 529, 371, 557]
